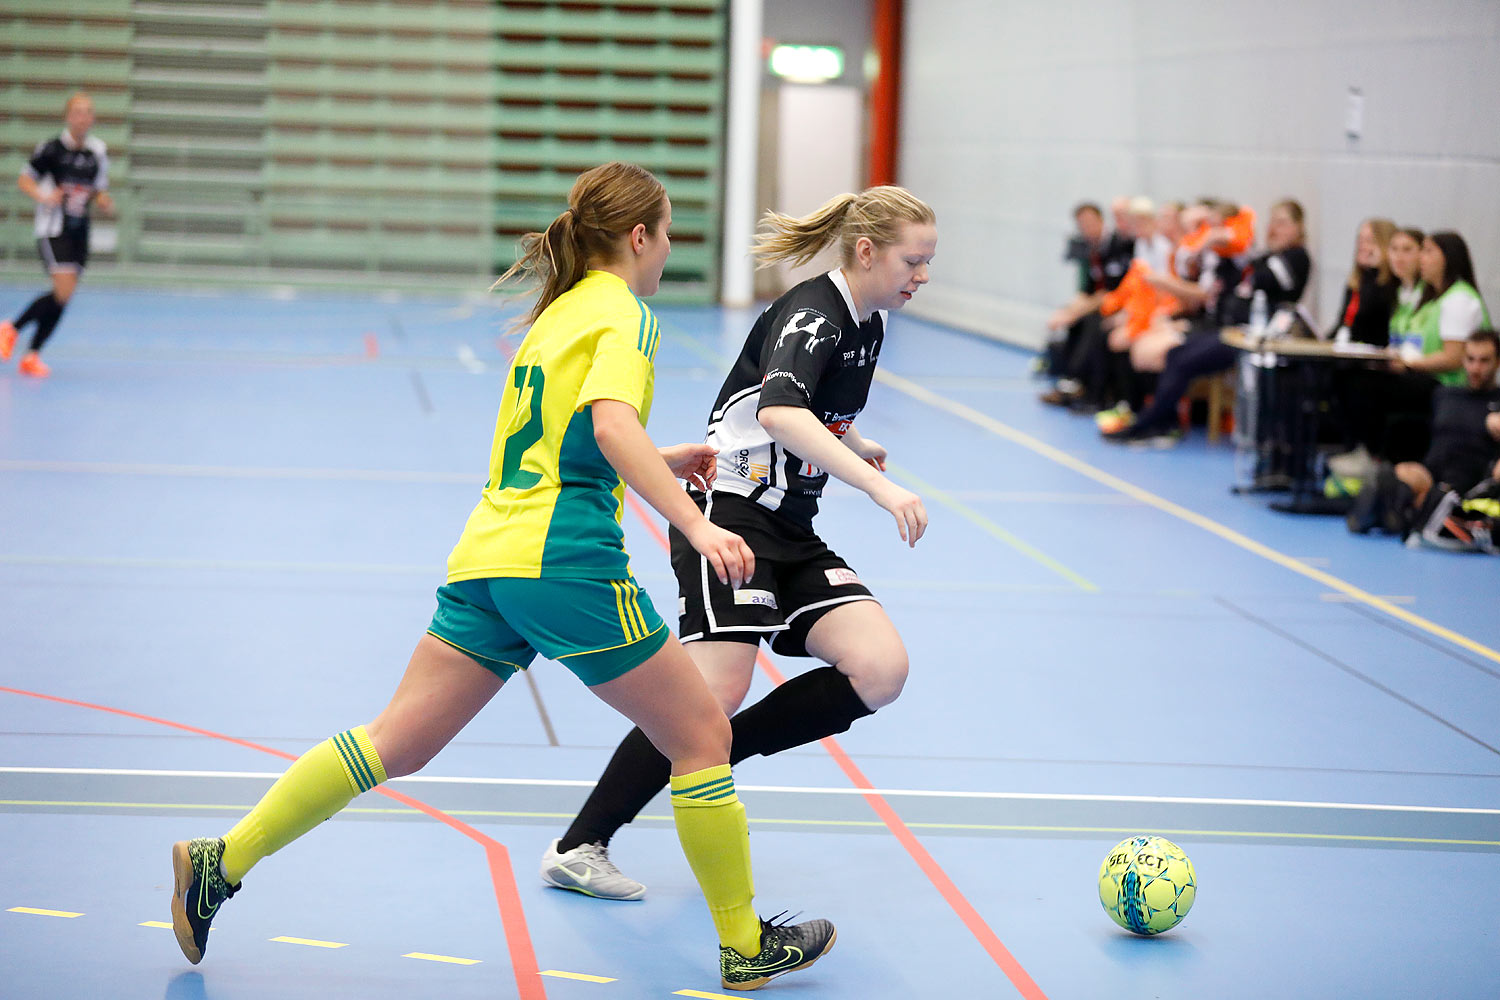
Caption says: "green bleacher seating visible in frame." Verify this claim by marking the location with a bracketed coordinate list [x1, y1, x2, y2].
[2, 0, 727, 299]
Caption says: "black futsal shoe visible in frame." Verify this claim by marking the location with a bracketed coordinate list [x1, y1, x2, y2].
[170, 837, 240, 964]
[720, 913, 837, 991]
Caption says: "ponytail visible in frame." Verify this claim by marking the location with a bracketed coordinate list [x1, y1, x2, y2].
[495, 162, 666, 330]
[753, 194, 859, 269]
[753, 186, 934, 269]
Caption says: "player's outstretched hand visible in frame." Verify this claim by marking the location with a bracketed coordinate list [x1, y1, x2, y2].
[659, 442, 718, 491]
[871, 480, 927, 547]
[684, 521, 755, 589]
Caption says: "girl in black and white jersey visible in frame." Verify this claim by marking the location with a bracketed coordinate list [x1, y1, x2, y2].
[541, 187, 937, 900]
[1, 92, 114, 379]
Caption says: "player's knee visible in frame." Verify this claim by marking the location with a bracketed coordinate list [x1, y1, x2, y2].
[667, 707, 732, 770]
[365, 725, 433, 780]
[844, 646, 908, 710]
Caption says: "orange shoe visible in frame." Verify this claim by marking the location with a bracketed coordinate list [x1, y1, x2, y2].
[18, 352, 50, 378]
[0, 320, 16, 362]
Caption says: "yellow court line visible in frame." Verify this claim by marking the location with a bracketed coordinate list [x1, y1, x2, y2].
[8, 906, 83, 918]
[405, 953, 482, 966]
[2, 800, 1492, 848]
[876, 369, 1500, 667]
[140, 920, 173, 929]
[541, 970, 616, 983]
[271, 936, 348, 949]
[674, 991, 742, 1000]
[887, 459, 1097, 590]
[727, 815, 1500, 848]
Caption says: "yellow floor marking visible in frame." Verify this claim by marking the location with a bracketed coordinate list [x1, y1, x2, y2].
[404, 952, 482, 966]
[0, 800, 1489, 848]
[271, 936, 348, 949]
[673, 991, 741, 1000]
[139, 920, 174, 929]
[888, 460, 1097, 590]
[540, 970, 616, 983]
[876, 368, 1500, 667]
[8, 906, 83, 918]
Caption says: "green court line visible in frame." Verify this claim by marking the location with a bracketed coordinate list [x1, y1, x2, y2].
[886, 460, 1097, 591]
[875, 368, 1500, 668]
[6, 800, 1493, 849]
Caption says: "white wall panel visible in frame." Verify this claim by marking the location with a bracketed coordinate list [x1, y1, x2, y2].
[900, 0, 1500, 347]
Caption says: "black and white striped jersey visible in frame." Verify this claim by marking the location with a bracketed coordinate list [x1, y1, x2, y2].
[26, 132, 109, 238]
[702, 269, 886, 528]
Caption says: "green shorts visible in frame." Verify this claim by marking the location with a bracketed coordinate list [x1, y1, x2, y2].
[427, 576, 669, 687]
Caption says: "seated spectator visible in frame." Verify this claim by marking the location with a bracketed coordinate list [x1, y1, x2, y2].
[1332, 221, 1410, 485]
[1328, 224, 1423, 480]
[1406, 231, 1489, 384]
[1386, 227, 1428, 339]
[1129, 198, 1257, 375]
[1329, 218, 1398, 346]
[1040, 198, 1136, 407]
[1089, 198, 1182, 419]
[1343, 230, 1489, 464]
[1041, 201, 1108, 379]
[1130, 195, 1172, 274]
[1103, 199, 1309, 446]
[1348, 329, 1500, 535]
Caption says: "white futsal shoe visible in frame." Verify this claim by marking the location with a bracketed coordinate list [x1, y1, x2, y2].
[540, 838, 646, 900]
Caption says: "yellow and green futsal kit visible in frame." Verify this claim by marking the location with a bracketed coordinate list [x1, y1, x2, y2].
[213, 269, 764, 958]
[431, 267, 670, 685]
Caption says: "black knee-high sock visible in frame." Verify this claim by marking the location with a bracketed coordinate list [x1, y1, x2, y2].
[14, 292, 56, 330]
[559, 666, 875, 852]
[29, 296, 66, 353]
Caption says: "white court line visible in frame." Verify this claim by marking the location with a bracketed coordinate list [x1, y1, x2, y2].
[0, 459, 474, 484]
[3, 767, 1495, 815]
[0, 554, 439, 575]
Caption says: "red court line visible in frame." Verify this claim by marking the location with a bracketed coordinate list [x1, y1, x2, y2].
[624, 492, 1050, 1000]
[0, 684, 546, 1000]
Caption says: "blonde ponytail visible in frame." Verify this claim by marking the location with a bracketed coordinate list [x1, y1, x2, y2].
[752, 186, 934, 270]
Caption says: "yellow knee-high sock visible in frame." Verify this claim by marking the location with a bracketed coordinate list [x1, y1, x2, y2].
[219, 727, 386, 885]
[670, 764, 761, 957]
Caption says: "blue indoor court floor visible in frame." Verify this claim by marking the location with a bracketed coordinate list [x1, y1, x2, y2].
[1, 283, 1497, 1000]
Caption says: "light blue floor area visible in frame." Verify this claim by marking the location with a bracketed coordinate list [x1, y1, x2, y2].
[2, 284, 1498, 999]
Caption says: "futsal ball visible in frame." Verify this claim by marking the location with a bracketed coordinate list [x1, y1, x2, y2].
[1097, 835, 1196, 935]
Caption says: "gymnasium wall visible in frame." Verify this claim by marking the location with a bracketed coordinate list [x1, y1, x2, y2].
[897, 1, 1500, 348]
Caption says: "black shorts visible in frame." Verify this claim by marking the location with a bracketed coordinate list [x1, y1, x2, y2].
[669, 491, 876, 658]
[37, 228, 88, 274]
[1423, 448, 1493, 497]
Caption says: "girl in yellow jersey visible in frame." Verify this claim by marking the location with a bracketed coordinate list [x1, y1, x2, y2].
[169, 163, 836, 992]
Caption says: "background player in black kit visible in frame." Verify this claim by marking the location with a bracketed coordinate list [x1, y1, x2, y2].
[541, 186, 938, 899]
[1, 92, 114, 379]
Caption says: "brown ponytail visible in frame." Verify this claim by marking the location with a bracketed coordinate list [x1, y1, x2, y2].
[495, 162, 666, 329]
